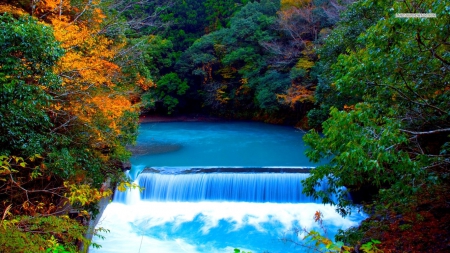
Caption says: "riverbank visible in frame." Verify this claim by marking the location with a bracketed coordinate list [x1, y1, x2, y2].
[139, 114, 225, 123]
[138, 113, 310, 130]
[85, 180, 112, 253]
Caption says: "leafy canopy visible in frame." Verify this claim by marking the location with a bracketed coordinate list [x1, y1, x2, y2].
[303, 0, 450, 217]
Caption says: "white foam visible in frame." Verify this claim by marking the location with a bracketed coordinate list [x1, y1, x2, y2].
[90, 201, 365, 253]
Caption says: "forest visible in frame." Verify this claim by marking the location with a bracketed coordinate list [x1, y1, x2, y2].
[0, 0, 448, 252]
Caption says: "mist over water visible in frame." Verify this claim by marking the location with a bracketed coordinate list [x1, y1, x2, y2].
[90, 122, 365, 253]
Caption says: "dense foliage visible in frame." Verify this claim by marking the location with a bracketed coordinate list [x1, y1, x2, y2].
[2, 0, 448, 252]
[303, 0, 450, 251]
[0, 0, 148, 251]
[135, 0, 350, 124]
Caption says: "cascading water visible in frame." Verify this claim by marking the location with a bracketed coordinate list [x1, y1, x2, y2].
[112, 171, 141, 205]
[135, 172, 332, 203]
[90, 122, 366, 253]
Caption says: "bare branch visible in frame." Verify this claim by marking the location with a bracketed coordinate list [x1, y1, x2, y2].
[400, 128, 450, 136]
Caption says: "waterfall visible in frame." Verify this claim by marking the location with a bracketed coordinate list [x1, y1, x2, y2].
[90, 122, 365, 253]
[137, 172, 331, 203]
[112, 171, 141, 205]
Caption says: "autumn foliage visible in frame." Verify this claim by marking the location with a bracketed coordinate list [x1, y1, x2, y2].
[0, 0, 150, 251]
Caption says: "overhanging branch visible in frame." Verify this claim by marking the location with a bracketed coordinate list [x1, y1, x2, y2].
[400, 128, 450, 135]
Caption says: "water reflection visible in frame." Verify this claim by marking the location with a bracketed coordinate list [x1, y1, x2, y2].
[127, 142, 182, 155]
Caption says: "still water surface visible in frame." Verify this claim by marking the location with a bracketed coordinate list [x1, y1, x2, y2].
[131, 121, 314, 168]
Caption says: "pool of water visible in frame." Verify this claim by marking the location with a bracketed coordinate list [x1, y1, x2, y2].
[128, 121, 319, 179]
[90, 121, 365, 253]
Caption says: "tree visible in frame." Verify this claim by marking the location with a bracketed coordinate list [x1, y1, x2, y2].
[0, 0, 144, 250]
[303, 0, 449, 250]
[274, 0, 352, 116]
[36, 0, 141, 183]
[100, 0, 173, 37]
[204, 0, 249, 32]
[178, 0, 284, 117]
[0, 13, 63, 156]
[176, 0, 351, 122]
[307, 0, 384, 127]
[146, 72, 189, 114]
[304, 1, 450, 249]
[0, 12, 114, 251]
[159, 0, 208, 52]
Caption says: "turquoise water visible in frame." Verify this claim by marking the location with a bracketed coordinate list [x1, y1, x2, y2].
[129, 121, 318, 178]
[137, 173, 320, 203]
[90, 121, 365, 253]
